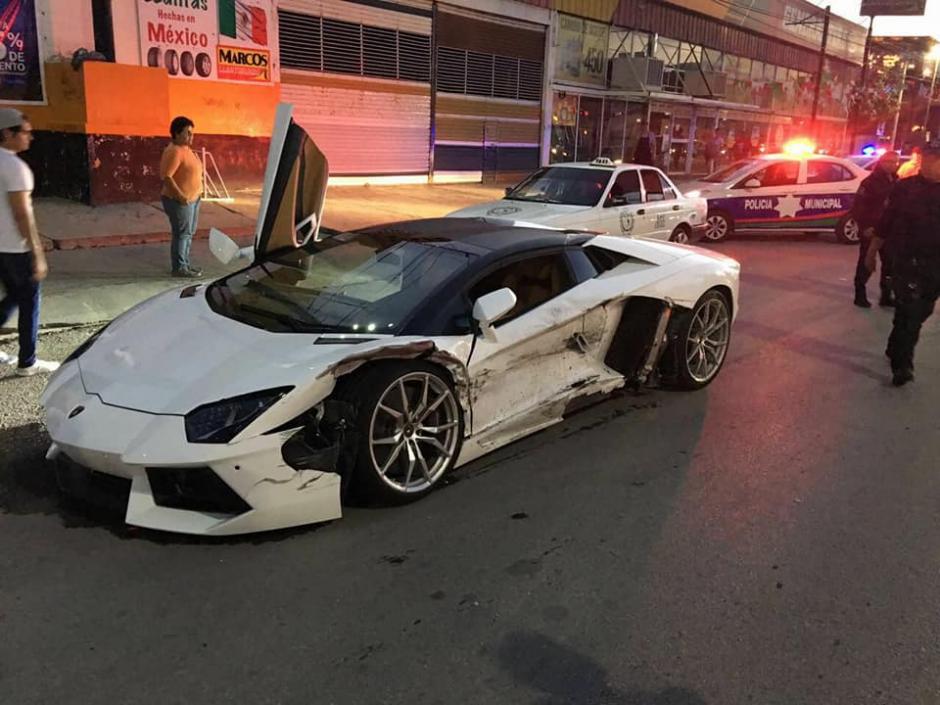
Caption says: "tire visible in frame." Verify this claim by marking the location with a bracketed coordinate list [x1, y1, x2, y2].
[704, 210, 733, 242]
[669, 224, 691, 244]
[165, 49, 179, 76]
[836, 214, 860, 245]
[338, 361, 464, 504]
[666, 290, 732, 390]
[181, 51, 195, 76]
[196, 53, 212, 77]
[146, 47, 162, 68]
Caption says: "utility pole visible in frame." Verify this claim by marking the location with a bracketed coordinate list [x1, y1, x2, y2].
[810, 5, 831, 138]
[924, 47, 940, 141]
[849, 15, 875, 152]
[890, 60, 911, 150]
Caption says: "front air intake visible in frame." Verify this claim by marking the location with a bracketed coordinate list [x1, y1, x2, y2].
[146, 467, 251, 515]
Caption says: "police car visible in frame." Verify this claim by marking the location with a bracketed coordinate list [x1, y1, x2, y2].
[447, 159, 708, 244]
[682, 150, 870, 244]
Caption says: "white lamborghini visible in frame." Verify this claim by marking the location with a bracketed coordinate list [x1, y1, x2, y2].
[41, 105, 741, 536]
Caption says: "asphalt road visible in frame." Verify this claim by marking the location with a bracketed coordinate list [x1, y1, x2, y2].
[3, 236, 940, 705]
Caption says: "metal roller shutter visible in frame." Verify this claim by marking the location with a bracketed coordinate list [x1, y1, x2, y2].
[278, 0, 432, 177]
[433, 9, 546, 182]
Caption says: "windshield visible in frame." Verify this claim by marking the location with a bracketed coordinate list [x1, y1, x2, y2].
[207, 232, 474, 334]
[701, 159, 759, 183]
[506, 167, 610, 206]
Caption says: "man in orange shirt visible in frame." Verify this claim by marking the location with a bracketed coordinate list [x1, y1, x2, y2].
[160, 116, 204, 277]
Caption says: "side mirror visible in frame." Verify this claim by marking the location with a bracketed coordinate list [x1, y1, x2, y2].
[504, 186, 514, 197]
[472, 287, 517, 341]
[744, 178, 762, 189]
[606, 194, 627, 207]
[209, 228, 252, 265]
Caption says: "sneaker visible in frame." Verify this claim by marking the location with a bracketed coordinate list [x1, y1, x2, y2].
[187, 266, 203, 276]
[172, 268, 201, 279]
[15, 359, 60, 377]
[892, 367, 914, 387]
[0, 350, 15, 365]
[853, 294, 871, 308]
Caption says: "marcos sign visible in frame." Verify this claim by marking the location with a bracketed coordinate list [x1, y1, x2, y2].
[137, 0, 275, 82]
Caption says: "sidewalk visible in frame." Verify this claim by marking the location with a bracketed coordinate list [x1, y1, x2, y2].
[6, 182, 504, 331]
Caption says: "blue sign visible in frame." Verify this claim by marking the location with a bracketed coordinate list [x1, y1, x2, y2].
[0, 0, 44, 103]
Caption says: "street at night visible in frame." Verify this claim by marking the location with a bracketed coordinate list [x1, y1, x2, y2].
[3, 237, 940, 705]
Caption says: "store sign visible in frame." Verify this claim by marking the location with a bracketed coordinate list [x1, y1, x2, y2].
[137, 0, 274, 83]
[555, 14, 609, 87]
[0, 0, 44, 103]
[860, 0, 926, 16]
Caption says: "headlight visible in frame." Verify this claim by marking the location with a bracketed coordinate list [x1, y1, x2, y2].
[185, 387, 293, 444]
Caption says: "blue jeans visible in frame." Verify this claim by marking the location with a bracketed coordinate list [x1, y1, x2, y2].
[162, 196, 201, 272]
[0, 252, 41, 367]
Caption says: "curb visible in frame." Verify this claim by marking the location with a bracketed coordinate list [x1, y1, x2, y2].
[43, 226, 256, 251]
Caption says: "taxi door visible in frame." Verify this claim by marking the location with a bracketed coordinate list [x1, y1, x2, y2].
[597, 168, 657, 238]
[640, 169, 689, 239]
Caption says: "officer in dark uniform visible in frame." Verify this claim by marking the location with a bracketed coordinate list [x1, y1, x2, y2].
[852, 150, 899, 308]
[868, 139, 940, 386]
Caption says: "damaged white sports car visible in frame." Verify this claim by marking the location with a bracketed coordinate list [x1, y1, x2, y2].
[41, 105, 740, 536]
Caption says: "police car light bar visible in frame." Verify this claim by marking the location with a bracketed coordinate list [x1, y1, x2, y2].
[782, 139, 816, 156]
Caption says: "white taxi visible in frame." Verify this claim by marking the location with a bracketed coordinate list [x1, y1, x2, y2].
[681, 152, 870, 244]
[447, 159, 708, 244]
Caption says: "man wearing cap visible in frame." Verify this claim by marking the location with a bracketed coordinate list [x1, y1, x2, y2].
[867, 138, 940, 386]
[0, 108, 58, 376]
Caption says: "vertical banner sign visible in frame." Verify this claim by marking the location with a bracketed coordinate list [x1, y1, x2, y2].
[555, 14, 610, 88]
[0, 0, 44, 103]
[138, 0, 273, 83]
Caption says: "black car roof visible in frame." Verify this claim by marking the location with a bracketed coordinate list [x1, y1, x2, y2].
[354, 217, 595, 256]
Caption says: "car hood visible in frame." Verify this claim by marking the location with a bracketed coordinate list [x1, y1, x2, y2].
[447, 199, 594, 224]
[76, 287, 420, 415]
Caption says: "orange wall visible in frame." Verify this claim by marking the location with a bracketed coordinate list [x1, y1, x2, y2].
[0, 61, 279, 137]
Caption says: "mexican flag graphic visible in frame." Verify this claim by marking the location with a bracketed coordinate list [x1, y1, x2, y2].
[219, 0, 268, 46]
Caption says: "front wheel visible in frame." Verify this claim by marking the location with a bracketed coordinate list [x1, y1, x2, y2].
[704, 211, 733, 242]
[836, 214, 860, 244]
[665, 290, 732, 390]
[341, 362, 464, 503]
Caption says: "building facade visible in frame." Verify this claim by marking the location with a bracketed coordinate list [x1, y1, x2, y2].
[0, 0, 865, 204]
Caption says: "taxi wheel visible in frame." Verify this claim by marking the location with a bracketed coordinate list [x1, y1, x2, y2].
[704, 211, 733, 242]
[669, 224, 691, 244]
[836, 215, 860, 245]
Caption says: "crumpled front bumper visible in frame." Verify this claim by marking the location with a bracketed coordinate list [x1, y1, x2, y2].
[41, 362, 342, 536]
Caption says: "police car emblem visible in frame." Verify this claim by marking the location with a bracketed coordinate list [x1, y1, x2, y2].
[487, 205, 522, 216]
[620, 211, 634, 233]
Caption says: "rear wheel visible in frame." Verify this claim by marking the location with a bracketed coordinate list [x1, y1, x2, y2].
[341, 362, 463, 503]
[704, 211, 733, 242]
[836, 214, 860, 244]
[669, 224, 691, 244]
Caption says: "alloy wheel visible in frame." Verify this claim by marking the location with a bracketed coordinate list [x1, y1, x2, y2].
[686, 297, 731, 384]
[705, 214, 729, 241]
[368, 372, 460, 493]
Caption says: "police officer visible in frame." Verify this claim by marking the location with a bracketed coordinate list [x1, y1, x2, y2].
[867, 138, 940, 386]
[852, 150, 899, 308]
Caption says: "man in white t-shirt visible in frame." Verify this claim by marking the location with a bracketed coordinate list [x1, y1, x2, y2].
[0, 108, 57, 375]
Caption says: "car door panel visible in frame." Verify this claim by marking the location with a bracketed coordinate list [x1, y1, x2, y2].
[799, 159, 861, 229]
[723, 159, 802, 231]
[599, 169, 656, 237]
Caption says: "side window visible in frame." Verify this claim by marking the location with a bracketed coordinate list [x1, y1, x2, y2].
[806, 160, 854, 184]
[734, 161, 799, 188]
[468, 253, 574, 325]
[657, 173, 677, 200]
[641, 170, 665, 201]
[605, 170, 642, 207]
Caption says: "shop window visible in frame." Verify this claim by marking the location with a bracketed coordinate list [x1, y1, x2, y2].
[363, 26, 396, 78]
[494, 56, 519, 99]
[399, 31, 431, 82]
[92, 0, 115, 62]
[322, 18, 361, 74]
[279, 11, 322, 71]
